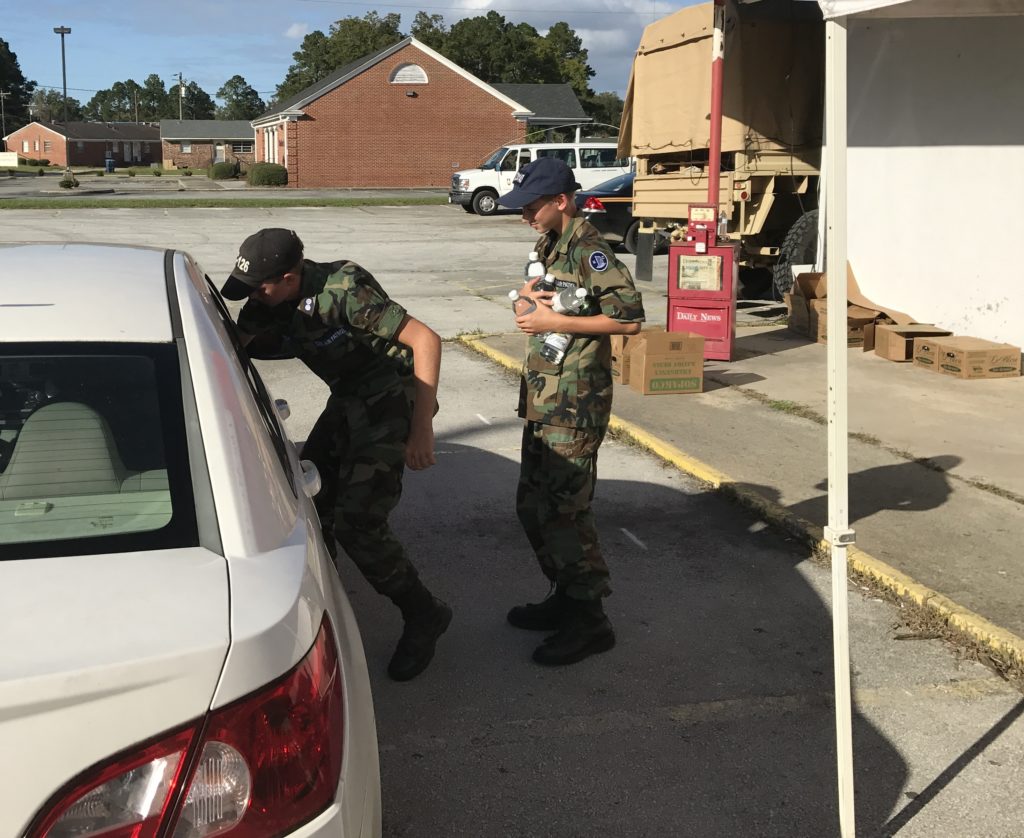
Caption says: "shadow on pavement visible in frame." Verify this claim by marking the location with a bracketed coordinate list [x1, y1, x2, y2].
[332, 424, 909, 837]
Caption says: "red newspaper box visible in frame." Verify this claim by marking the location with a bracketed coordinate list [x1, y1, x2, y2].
[666, 204, 738, 361]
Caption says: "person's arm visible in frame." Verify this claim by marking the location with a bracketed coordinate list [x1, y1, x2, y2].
[515, 307, 640, 337]
[393, 314, 442, 471]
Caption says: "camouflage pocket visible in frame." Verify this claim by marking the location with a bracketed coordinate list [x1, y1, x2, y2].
[526, 346, 563, 376]
[545, 426, 603, 460]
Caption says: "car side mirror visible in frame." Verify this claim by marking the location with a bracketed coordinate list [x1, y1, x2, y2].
[299, 459, 321, 498]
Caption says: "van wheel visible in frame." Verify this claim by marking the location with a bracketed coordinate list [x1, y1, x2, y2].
[772, 209, 819, 299]
[623, 221, 641, 254]
[472, 189, 499, 216]
[461, 204, 475, 213]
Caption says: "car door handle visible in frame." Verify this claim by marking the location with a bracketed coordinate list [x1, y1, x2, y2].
[274, 398, 291, 421]
[299, 459, 321, 498]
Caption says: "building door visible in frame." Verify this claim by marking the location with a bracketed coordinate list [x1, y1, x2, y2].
[214, 143, 226, 164]
[132, 141, 141, 162]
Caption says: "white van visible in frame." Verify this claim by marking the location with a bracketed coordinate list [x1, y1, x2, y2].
[449, 142, 631, 216]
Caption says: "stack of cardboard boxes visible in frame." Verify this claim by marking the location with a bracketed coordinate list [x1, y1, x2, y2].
[785, 271, 1021, 380]
[611, 330, 705, 395]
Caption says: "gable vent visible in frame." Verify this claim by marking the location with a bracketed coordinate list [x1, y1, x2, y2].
[390, 63, 428, 84]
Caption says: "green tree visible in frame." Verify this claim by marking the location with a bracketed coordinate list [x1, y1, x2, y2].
[0, 38, 36, 134]
[582, 91, 624, 135]
[276, 12, 404, 102]
[410, 12, 448, 51]
[139, 74, 170, 120]
[538, 22, 594, 98]
[84, 80, 143, 121]
[216, 75, 265, 120]
[444, 13, 557, 84]
[29, 88, 83, 122]
[181, 81, 215, 119]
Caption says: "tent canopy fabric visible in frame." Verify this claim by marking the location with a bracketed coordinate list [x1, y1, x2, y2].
[808, 0, 1024, 18]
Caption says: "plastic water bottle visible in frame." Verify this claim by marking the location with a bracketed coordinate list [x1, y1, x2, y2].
[535, 270, 557, 294]
[540, 287, 589, 364]
[524, 251, 545, 284]
[508, 289, 537, 317]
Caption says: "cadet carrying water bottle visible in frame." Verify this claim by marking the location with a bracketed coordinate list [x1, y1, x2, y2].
[539, 286, 589, 365]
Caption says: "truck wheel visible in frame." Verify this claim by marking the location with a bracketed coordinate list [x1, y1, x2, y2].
[471, 189, 499, 216]
[623, 221, 641, 254]
[772, 209, 819, 299]
[461, 204, 475, 213]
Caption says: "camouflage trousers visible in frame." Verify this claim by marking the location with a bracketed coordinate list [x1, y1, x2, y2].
[301, 387, 419, 599]
[516, 420, 611, 601]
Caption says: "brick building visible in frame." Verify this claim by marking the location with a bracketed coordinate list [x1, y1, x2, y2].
[160, 121, 256, 170]
[3, 122, 160, 168]
[252, 37, 588, 188]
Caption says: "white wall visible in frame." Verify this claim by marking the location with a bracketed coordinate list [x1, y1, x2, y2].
[846, 15, 1024, 346]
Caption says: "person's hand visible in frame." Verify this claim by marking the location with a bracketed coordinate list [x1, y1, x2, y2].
[520, 277, 555, 307]
[515, 303, 562, 335]
[404, 423, 436, 471]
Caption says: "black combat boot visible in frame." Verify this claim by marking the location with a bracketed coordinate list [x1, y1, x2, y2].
[507, 587, 570, 631]
[531, 597, 615, 666]
[388, 582, 452, 682]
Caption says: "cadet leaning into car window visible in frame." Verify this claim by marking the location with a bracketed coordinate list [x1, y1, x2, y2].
[221, 228, 451, 682]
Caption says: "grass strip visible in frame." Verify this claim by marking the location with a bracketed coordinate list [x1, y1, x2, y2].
[0, 196, 448, 210]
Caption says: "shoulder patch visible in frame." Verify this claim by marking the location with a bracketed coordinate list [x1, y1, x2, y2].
[301, 296, 317, 315]
[588, 251, 609, 272]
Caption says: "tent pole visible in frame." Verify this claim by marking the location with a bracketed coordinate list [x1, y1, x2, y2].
[707, 0, 726, 206]
[824, 15, 857, 838]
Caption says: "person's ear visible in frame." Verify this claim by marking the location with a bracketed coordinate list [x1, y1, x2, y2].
[557, 193, 572, 211]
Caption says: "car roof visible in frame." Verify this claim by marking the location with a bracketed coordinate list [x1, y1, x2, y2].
[0, 243, 174, 343]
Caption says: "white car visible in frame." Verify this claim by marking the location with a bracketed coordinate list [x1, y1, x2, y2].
[0, 244, 381, 837]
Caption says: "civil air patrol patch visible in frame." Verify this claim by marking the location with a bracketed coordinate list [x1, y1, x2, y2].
[301, 296, 316, 314]
[588, 251, 609, 272]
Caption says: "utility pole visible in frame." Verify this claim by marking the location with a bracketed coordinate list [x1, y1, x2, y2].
[177, 72, 184, 120]
[53, 26, 72, 177]
[0, 91, 9, 141]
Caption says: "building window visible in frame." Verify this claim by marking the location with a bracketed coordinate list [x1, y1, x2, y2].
[181, 141, 192, 153]
[43, 141, 52, 152]
[22, 141, 29, 153]
[231, 142, 254, 154]
[390, 63, 428, 84]
[77, 141, 84, 150]
[143, 143, 150, 151]
[34, 140, 39, 151]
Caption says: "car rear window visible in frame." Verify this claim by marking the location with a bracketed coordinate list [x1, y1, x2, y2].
[0, 343, 199, 560]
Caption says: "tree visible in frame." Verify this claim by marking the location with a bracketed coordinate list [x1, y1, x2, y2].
[538, 22, 594, 99]
[582, 91, 624, 135]
[181, 81, 215, 119]
[0, 38, 36, 133]
[216, 75, 265, 120]
[276, 12, 404, 102]
[84, 80, 143, 122]
[29, 88, 83, 122]
[410, 12, 447, 51]
[444, 13, 557, 85]
[139, 74, 170, 120]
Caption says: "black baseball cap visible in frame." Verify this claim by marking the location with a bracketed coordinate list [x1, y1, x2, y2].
[221, 228, 304, 300]
[497, 157, 582, 209]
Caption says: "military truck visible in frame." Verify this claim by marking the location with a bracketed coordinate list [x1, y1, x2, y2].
[617, 0, 825, 297]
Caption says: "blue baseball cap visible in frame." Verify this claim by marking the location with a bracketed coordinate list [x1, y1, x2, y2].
[498, 157, 582, 209]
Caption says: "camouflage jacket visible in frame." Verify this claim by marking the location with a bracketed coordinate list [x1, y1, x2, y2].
[519, 216, 645, 430]
[237, 259, 413, 399]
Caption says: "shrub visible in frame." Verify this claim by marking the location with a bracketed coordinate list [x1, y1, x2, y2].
[208, 162, 237, 180]
[128, 168, 136, 177]
[21, 157, 50, 167]
[96, 171, 104, 177]
[37, 168, 45, 176]
[152, 169, 162, 177]
[59, 173, 79, 189]
[182, 168, 193, 176]
[247, 162, 288, 187]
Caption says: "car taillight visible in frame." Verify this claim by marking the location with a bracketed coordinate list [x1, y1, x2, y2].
[583, 196, 606, 212]
[28, 618, 344, 838]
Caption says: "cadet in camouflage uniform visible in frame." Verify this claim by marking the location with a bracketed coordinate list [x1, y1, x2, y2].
[220, 228, 451, 682]
[498, 158, 645, 666]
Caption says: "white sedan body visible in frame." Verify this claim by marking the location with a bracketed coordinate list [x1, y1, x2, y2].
[0, 244, 381, 837]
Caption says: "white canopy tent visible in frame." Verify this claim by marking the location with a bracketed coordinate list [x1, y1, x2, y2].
[798, 2, 1024, 833]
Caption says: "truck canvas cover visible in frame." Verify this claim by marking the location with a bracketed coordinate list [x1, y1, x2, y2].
[618, 0, 825, 159]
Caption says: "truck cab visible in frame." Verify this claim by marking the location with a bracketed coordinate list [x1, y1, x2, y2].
[450, 142, 631, 216]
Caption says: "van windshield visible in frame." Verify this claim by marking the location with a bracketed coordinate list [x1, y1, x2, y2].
[479, 147, 509, 170]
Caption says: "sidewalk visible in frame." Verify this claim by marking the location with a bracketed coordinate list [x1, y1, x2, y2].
[466, 326, 1024, 672]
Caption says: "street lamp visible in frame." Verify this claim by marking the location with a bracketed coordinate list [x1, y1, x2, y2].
[53, 25, 72, 178]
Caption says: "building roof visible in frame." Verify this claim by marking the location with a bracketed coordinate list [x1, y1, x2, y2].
[21, 121, 161, 142]
[254, 37, 531, 125]
[160, 120, 255, 141]
[491, 84, 589, 121]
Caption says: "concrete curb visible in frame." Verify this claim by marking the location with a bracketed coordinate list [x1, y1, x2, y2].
[459, 334, 1024, 672]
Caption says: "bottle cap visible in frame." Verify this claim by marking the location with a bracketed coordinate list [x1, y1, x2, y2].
[508, 290, 519, 300]
[528, 251, 539, 261]
[575, 287, 587, 298]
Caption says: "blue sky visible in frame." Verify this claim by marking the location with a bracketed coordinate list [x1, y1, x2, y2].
[7, 0, 689, 107]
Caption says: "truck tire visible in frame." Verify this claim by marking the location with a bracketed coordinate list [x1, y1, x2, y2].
[624, 221, 641, 254]
[773, 209, 819, 299]
[471, 189, 499, 216]
[461, 204, 475, 213]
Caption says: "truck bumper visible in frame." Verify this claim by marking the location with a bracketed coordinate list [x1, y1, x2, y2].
[448, 191, 472, 206]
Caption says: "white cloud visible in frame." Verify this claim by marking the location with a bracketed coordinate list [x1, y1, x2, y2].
[284, 22, 309, 40]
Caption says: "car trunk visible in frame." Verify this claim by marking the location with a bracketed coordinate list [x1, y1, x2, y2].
[0, 548, 229, 835]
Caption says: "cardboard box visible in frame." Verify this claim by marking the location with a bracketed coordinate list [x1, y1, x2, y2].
[808, 299, 879, 347]
[785, 293, 810, 336]
[610, 334, 632, 385]
[627, 331, 705, 395]
[934, 337, 1021, 380]
[912, 336, 943, 371]
[794, 272, 828, 300]
[875, 324, 952, 362]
